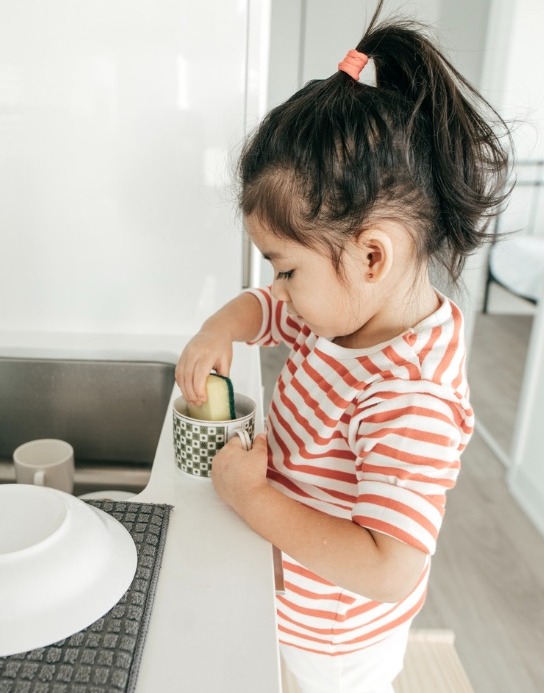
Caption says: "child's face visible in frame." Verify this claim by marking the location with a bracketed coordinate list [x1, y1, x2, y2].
[246, 215, 374, 341]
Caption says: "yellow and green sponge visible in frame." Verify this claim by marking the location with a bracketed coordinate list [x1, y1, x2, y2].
[187, 373, 236, 421]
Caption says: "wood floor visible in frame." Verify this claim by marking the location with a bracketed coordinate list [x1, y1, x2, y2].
[260, 309, 544, 693]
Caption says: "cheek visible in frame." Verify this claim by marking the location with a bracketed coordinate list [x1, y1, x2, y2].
[334, 288, 366, 328]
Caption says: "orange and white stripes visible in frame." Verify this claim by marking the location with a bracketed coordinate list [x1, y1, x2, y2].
[247, 287, 474, 655]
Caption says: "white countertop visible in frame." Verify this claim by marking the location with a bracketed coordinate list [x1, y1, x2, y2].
[0, 332, 281, 693]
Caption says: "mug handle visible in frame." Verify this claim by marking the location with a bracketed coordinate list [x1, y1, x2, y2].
[231, 429, 252, 451]
[33, 470, 45, 486]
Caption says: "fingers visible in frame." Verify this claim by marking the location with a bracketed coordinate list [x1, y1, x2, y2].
[178, 362, 208, 405]
[226, 432, 266, 452]
[226, 434, 244, 449]
[175, 354, 206, 405]
[175, 335, 233, 405]
[191, 358, 215, 404]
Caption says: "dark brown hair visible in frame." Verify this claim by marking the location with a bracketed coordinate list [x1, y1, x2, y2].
[239, 0, 511, 282]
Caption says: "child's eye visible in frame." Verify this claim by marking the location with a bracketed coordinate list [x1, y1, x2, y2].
[276, 270, 294, 280]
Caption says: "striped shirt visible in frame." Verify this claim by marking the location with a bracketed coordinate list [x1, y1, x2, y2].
[247, 286, 474, 655]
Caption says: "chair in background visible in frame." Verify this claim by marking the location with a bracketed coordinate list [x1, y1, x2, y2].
[482, 160, 544, 312]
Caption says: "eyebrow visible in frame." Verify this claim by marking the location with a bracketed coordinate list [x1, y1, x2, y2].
[261, 251, 285, 262]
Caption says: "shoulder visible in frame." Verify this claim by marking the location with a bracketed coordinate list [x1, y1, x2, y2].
[349, 295, 472, 419]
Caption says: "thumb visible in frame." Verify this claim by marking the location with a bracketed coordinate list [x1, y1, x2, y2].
[214, 352, 233, 378]
[252, 433, 268, 450]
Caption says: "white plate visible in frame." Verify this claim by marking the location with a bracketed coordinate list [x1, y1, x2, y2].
[78, 489, 135, 501]
[0, 484, 138, 656]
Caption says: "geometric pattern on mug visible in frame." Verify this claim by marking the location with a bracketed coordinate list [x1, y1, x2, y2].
[173, 417, 228, 477]
[173, 413, 256, 477]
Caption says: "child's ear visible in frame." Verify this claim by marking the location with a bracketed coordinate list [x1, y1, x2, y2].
[358, 229, 393, 282]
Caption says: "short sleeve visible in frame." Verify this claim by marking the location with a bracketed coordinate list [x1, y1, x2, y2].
[349, 386, 469, 555]
[245, 286, 303, 348]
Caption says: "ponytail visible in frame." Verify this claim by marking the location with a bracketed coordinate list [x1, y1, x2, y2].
[356, 1, 511, 279]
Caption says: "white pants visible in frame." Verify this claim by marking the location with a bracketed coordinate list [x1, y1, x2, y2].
[280, 624, 410, 693]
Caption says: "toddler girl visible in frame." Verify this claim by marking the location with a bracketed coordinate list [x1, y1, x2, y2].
[176, 2, 510, 691]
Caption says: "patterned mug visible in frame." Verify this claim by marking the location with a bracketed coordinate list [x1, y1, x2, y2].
[172, 394, 256, 478]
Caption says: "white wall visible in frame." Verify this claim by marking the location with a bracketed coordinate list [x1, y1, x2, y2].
[482, 0, 544, 160]
[0, 1, 263, 338]
[267, 0, 450, 109]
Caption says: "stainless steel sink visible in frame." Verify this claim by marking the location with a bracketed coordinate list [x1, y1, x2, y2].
[0, 357, 175, 495]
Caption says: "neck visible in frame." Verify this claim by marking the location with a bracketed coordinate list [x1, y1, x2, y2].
[335, 276, 440, 349]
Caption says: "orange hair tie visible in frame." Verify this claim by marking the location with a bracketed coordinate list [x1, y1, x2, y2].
[338, 49, 369, 81]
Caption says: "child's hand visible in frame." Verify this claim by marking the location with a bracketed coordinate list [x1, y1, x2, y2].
[211, 433, 269, 516]
[175, 330, 233, 406]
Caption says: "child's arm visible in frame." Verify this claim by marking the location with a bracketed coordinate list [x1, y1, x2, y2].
[212, 434, 427, 604]
[175, 292, 263, 406]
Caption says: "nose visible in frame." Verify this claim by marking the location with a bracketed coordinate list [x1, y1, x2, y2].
[271, 278, 290, 303]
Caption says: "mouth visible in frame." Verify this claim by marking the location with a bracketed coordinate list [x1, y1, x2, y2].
[286, 306, 302, 320]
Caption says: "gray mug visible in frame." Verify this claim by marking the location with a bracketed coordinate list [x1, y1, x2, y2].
[13, 439, 75, 494]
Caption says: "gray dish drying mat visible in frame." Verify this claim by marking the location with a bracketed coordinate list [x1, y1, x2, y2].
[0, 500, 172, 693]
